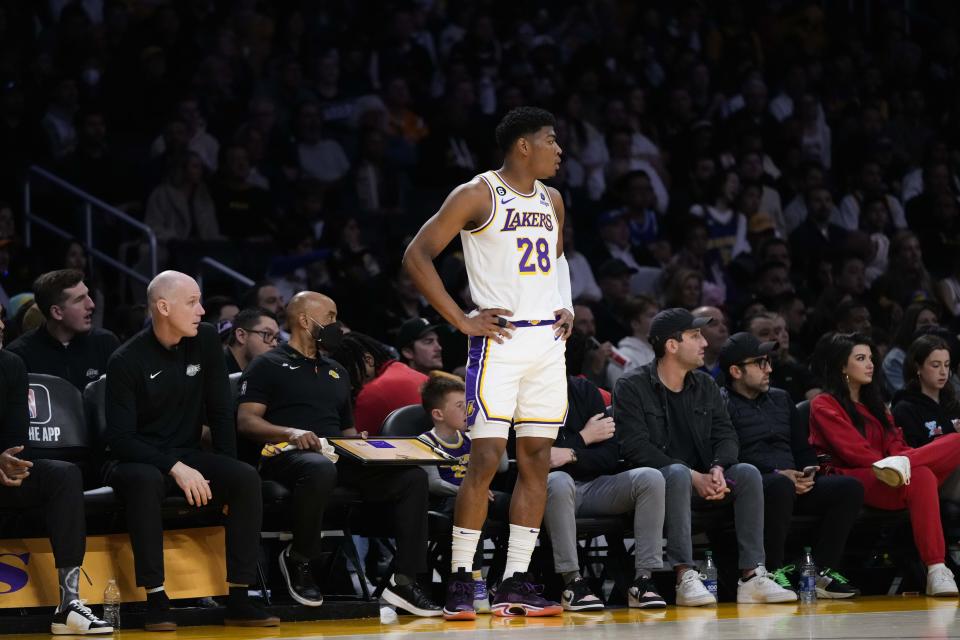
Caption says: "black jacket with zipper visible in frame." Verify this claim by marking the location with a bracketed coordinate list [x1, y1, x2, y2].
[613, 361, 739, 472]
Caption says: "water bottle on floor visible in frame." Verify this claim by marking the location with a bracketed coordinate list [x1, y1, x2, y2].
[702, 550, 718, 598]
[800, 547, 817, 604]
[103, 579, 121, 629]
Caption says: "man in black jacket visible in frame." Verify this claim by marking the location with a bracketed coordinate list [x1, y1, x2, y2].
[615, 309, 795, 605]
[721, 332, 863, 598]
[541, 373, 666, 611]
[7, 269, 119, 390]
[104, 271, 277, 630]
[0, 306, 112, 635]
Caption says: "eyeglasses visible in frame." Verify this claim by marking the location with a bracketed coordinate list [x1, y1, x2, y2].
[739, 356, 772, 370]
[246, 329, 281, 346]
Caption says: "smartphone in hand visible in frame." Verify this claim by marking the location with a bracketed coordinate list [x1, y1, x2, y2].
[801, 465, 820, 478]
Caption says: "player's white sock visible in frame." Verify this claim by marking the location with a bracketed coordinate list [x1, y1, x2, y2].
[503, 524, 539, 579]
[451, 527, 482, 573]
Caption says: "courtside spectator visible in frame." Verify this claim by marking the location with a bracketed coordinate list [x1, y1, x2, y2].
[721, 332, 863, 598]
[7, 269, 119, 390]
[615, 308, 796, 605]
[543, 366, 667, 610]
[809, 333, 960, 597]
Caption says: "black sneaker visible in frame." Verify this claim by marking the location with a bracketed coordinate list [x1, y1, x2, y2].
[51, 599, 113, 635]
[144, 591, 176, 632]
[816, 568, 859, 599]
[224, 595, 280, 627]
[383, 576, 443, 617]
[491, 572, 562, 617]
[560, 577, 604, 611]
[443, 568, 477, 620]
[627, 576, 666, 609]
[279, 544, 324, 606]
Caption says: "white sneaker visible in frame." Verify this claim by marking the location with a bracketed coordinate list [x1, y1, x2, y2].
[737, 566, 798, 603]
[926, 564, 959, 597]
[675, 568, 716, 606]
[872, 456, 911, 487]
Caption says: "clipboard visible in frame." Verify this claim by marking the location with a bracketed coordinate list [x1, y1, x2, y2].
[329, 436, 460, 466]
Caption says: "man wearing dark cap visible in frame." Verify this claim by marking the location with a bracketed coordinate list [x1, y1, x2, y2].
[721, 332, 863, 598]
[397, 317, 443, 375]
[614, 308, 796, 605]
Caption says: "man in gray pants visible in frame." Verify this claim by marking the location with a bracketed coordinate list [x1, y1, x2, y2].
[614, 309, 796, 605]
[542, 371, 666, 610]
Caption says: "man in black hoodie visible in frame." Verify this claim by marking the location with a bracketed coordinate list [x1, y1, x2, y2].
[541, 368, 667, 611]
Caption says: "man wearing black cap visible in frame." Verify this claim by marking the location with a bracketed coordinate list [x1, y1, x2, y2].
[614, 308, 796, 605]
[721, 332, 863, 598]
[397, 317, 443, 375]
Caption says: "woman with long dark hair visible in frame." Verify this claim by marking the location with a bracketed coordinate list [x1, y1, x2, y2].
[810, 333, 960, 596]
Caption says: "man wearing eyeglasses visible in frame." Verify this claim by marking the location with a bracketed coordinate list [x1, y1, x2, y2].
[224, 308, 281, 373]
[721, 332, 863, 599]
[614, 309, 796, 605]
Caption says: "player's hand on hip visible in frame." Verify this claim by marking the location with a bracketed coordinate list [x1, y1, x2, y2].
[461, 308, 515, 343]
[170, 462, 212, 506]
[553, 308, 574, 340]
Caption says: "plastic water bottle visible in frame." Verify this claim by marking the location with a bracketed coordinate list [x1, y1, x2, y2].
[800, 547, 817, 604]
[103, 579, 121, 629]
[702, 550, 718, 598]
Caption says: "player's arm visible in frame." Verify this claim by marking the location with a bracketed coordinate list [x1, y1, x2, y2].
[403, 178, 516, 342]
[547, 186, 574, 339]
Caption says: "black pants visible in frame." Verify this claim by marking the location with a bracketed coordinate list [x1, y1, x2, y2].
[106, 451, 263, 588]
[0, 459, 85, 568]
[261, 451, 430, 576]
[762, 472, 865, 569]
[260, 450, 338, 560]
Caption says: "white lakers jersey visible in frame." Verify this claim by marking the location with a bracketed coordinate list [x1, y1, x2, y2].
[460, 170, 563, 321]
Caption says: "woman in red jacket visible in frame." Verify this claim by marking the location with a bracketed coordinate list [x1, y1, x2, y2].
[809, 333, 960, 597]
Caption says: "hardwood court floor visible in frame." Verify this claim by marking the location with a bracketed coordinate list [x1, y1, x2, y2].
[17, 596, 960, 639]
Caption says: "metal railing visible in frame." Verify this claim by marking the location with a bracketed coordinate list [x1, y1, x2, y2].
[196, 256, 255, 292]
[23, 165, 158, 284]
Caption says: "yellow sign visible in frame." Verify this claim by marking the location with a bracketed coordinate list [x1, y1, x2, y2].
[0, 527, 227, 608]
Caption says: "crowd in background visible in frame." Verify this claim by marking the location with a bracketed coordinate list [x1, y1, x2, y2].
[0, 1, 960, 394]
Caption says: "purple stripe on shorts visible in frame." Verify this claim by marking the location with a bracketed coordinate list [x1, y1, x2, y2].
[464, 335, 485, 427]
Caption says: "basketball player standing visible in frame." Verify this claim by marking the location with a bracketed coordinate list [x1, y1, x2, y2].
[404, 107, 572, 619]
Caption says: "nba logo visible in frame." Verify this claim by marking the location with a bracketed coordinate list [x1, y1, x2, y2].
[27, 389, 36, 420]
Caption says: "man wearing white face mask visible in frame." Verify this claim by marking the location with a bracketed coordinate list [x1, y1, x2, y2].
[237, 291, 440, 616]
